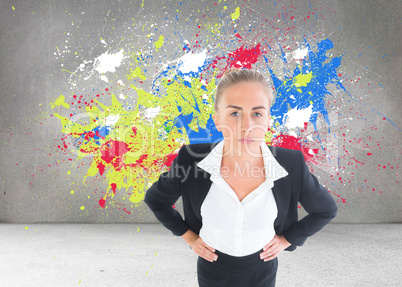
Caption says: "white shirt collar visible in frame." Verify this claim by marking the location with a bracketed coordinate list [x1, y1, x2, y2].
[197, 140, 288, 181]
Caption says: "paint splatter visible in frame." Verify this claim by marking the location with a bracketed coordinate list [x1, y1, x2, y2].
[37, 0, 399, 217]
[50, 95, 70, 109]
[231, 7, 240, 21]
[154, 35, 164, 50]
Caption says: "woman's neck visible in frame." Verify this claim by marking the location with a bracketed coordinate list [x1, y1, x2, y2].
[221, 140, 264, 167]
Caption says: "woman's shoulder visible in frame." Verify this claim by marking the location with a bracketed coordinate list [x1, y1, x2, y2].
[267, 144, 304, 166]
[177, 142, 216, 162]
[267, 144, 301, 156]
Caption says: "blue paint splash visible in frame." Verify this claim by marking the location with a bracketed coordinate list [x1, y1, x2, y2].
[266, 39, 345, 134]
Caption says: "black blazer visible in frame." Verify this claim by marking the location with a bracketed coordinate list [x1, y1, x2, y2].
[144, 141, 338, 251]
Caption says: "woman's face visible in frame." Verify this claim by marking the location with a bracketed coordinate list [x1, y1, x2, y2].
[212, 81, 271, 154]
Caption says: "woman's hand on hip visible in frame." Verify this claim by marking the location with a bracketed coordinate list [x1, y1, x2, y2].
[260, 234, 291, 262]
[190, 235, 218, 262]
[181, 229, 218, 262]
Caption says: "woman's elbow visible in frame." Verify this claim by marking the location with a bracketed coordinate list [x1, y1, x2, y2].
[143, 190, 160, 210]
[328, 200, 338, 220]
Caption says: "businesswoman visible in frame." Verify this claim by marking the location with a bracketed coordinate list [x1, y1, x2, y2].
[144, 68, 338, 286]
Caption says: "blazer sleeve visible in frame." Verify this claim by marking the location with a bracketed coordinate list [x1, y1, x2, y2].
[143, 145, 191, 236]
[282, 150, 338, 246]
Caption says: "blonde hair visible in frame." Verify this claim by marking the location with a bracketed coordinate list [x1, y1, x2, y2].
[214, 68, 274, 112]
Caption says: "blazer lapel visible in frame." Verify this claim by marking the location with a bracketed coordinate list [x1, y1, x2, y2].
[187, 142, 218, 221]
[192, 171, 213, 221]
[267, 145, 291, 229]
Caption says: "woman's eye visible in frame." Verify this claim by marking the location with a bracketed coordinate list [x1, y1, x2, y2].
[230, 112, 262, 117]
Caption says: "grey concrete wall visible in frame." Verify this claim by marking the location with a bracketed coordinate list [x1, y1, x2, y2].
[0, 0, 400, 223]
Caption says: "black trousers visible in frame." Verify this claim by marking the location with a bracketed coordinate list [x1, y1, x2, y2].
[197, 248, 278, 287]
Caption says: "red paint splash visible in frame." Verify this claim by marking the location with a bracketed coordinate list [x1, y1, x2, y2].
[333, 192, 347, 203]
[210, 43, 263, 75]
[99, 198, 106, 208]
[164, 153, 178, 167]
[84, 131, 95, 141]
[225, 43, 262, 70]
[129, 154, 148, 169]
[111, 183, 117, 194]
[269, 134, 319, 163]
[97, 161, 105, 176]
[100, 140, 131, 171]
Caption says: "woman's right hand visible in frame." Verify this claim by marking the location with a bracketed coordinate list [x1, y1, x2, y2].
[181, 229, 218, 262]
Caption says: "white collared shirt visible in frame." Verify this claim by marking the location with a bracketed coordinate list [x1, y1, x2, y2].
[196, 140, 289, 257]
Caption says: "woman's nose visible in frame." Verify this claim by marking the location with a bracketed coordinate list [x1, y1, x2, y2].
[241, 116, 252, 131]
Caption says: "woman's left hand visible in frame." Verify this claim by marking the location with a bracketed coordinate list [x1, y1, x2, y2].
[260, 235, 291, 262]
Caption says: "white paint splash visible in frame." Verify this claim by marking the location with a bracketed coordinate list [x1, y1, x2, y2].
[292, 47, 309, 60]
[144, 106, 161, 119]
[94, 49, 125, 74]
[104, 113, 120, 126]
[177, 49, 208, 74]
[76, 49, 126, 83]
[100, 74, 108, 83]
[284, 105, 313, 130]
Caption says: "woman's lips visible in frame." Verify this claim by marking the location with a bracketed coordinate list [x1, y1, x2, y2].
[238, 138, 254, 143]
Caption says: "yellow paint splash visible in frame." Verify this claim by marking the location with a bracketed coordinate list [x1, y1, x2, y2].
[50, 95, 70, 109]
[160, 76, 216, 133]
[53, 112, 88, 136]
[52, 55, 220, 212]
[231, 7, 240, 21]
[127, 67, 147, 81]
[292, 72, 313, 93]
[293, 72, 313, 87]
[154, 35, 164, 50]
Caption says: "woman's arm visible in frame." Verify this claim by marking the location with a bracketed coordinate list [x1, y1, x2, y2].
[281, 150, 338, 247]
[181, 229, 218, 262]
[143, 145, 190, 236]
[144, 145, 217, 261]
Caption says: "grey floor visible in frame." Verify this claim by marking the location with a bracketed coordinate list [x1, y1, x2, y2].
[1, 224, 401, 287]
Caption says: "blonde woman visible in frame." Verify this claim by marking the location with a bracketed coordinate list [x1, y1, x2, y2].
[144, 68, 337, 286]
